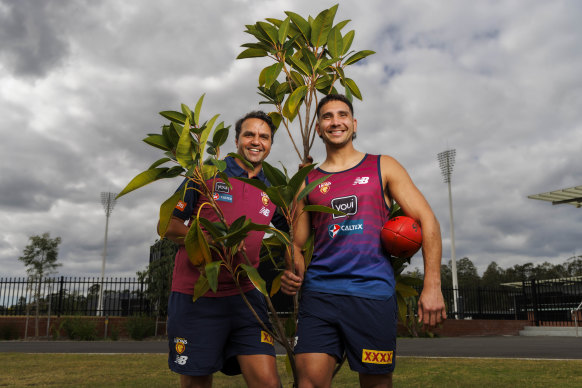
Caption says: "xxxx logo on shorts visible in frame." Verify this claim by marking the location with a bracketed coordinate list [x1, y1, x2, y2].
[261, 330, 274, 345]
[174, 337, 188, 354]
[362, 349, 393, 365]
[261, 192, 270, 206]
[319, 181, 331, 194]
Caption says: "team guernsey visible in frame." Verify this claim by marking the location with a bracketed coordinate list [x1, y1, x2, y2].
[171, 156, 284, 297]
[305, 154, 394, 300]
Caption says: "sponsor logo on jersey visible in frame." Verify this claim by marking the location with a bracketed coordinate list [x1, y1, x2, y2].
[327, 220, 364, 239]
[215, 181, 230, 193]
[212, 193, 233, 203]
[174, 337, 187, 355]
[259, 206, 271, 217]
[362, 349, 393, 365]
[261, 330, 274, 345]
[353, 176, 369, 185]
[175, 200, 187, 212]
[261, 191, 270, 206]
[331, 195, 358, 219]
[319, 181, 331, 194]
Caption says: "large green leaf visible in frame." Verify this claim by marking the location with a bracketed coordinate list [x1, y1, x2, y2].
[184, 218, 211, 266]
[303, 232, 314, 268]
[285, 85, 308, 117]
[181, 103, 193, 123]
[265, 186, 287, 208]
[212, 124, 229, 148]
[270, 271, 283, 297]
[234, 176, 269, 192]
[278, 17, 290, 44]
[395, 281, 419, 298]
[342, 30, 355, 55]
[264, 62, 284, 89]
[310, 6, 336, 48]
[240, 264, 268, 296]
[256, 21, 279, 45]
[158, 190, 183, 238]
[176, 118, 193, 169]
[117, 168, 168, 198]
[148, 157, 171, 169]
[288, 164, 316, 194]
[289, 70, 305, 87]
[205, 261, 221, 293]
[193, 94, 205, 127]
[227, 152, 254, 170]
[199, 114, 219, 162]
[199, 218, 226, 239]
[344, 50, 375, 66]
[287, 53, 311, 76]
[143, 134, 171, 151]
[285, 11, 310, 41]
[192, 275, 210, 302]
[344, 77, 362, 100]
[326, 25, 343, 59]
[237, 48, 268, 59]
[303, 204, 345, 217]
[261, 161, 288, 187]
[159, 110, 187, 125]
[297, 174, 330, 202]
[396, 293, 407, 323]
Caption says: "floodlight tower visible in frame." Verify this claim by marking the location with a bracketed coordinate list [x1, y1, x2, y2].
[97, 192, 117, 317]
[438, 149, 459, 318]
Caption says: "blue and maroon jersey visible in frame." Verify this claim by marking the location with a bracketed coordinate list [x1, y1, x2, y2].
[171, 156, 287, 297]
[304, 154, 394, 300]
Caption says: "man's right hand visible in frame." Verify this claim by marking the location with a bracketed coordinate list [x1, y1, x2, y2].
[281, 270, 303, 296]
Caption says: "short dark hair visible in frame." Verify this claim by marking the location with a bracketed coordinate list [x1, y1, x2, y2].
[316, 94, 354, 118]
[235, 111, 276, 143]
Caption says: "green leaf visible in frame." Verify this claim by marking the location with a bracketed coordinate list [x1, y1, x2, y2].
[159, 165, 185, 179]
[159, 110, 187, 125]
[117, 168, 168, 198]
[285, 11, 310, 41]
[192, 275, 210, 302]
[158, 190, 183, 238]
[199, 218, 225, 239]
[227, 152, 254, 170]
[395, 281, 419, 298]
[148, 157, 171, 169]
[201, 164, 218, 180]
[310, 6, 335, 48]
[268, 111, 282, 129]
[184, 218, 211, 266]
[181, 103, 193, 123]
[303, 204, 345, 217]
[143, 134, 171, 151]
[342, 30, 355, 55]
[234, 176, 269, 192]
[278, 17, 291, 44]
[289, 71, 305, 87]
[326, 25, 343, 58]
[287, 54, 310, 77]
[237, 47, 268, 59]
[176, 118, 193, 169]
[265, 62, 284, 89]
[257, 21, 279, 45]
[205, 261, 221, 293]
[194, 94, 205, 127]
[297, 174, 330, 202]
[303, 232, 314, 268]
[288, 164, 316, 194]
[199, 114, 220, 161]
[212, 126, 229, 148]
[344, 50, 375, 66]
[209, 158, 227, 172]
[261, 161, 288, 186]
[270, 272, 283, 297]
[285, 85, 308, 117]
[240, 264, 268, 296]
[344, 77, 362, 100]
[396, 293, 407, 323]
[265, 186, 287, 208]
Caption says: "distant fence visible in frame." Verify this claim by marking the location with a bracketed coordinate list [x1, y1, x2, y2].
[1, 276, 581, 324]
[0, 277, 150, 317]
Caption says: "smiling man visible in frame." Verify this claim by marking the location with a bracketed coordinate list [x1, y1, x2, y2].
[281, 94, 446, 388]
[163, 111, 287, 388]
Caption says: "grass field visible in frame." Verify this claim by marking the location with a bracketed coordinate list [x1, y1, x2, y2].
[1, 354, 581, 387]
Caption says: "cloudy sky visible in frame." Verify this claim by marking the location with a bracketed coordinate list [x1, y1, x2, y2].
[1, 0, 581, 280]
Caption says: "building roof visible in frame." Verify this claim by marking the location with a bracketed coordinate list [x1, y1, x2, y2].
[528, 185, 582, 208]
[501, 275, 582, 288]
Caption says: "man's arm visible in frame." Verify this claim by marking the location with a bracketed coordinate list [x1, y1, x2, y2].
[162, 216, 190, 245]
[381, 155, 446, 326]
[280, 195, 310, 296]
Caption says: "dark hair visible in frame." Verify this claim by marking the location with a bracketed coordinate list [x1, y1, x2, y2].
[235, 111, 276, 143]
[316, 94, 354, 118]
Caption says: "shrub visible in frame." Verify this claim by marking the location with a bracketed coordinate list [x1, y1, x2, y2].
[61, 317, 97, 341]
[125, 315, 155, 340]
[0, 323, 19, 340]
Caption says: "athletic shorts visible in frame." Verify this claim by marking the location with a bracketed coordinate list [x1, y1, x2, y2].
[167, 289, 275, 376]
[294, 290, 397, 374]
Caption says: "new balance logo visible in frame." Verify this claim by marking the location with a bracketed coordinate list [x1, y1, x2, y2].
[353, 177, 369, 185]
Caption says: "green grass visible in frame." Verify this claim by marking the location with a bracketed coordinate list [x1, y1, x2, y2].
[0, 354, 581, 387]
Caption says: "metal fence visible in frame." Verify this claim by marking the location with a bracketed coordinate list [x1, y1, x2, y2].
[0, 277, 149, 317]
[2, 276, 581, 324]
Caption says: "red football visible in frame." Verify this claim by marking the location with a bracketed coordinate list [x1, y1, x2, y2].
[381, 216, 422, 258]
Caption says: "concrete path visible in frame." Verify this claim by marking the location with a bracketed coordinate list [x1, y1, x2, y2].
[1, 336, 581, 360]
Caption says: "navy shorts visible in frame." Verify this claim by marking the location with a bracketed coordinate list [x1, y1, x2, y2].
[294, 290, 397, 374]
[167, 289, 275, 376]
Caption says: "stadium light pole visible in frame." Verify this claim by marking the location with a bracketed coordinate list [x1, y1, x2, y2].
[97, 192, 117, 317]
[438, 149, 459, 318]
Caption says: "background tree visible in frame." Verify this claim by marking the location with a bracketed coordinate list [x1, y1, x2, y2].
[18, 232, 61, 337]
[481, 261, 505, 287]
[137, 239, 177, 317]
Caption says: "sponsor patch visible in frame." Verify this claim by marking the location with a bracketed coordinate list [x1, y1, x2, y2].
[331, 195, 358, 219]
[362, 349, 393, 365]
[175, 200, 187, 212]
[212, 193, 233, 203]
[319, 181, 331, 194]
[215, 181, 230, 193]
[328, 220, 364, 239]
[261, 192, 270, 206]
[261, 330, 274, 345]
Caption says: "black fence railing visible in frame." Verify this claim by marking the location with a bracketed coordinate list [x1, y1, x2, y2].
[0, 277, 150, 317]
[2, 276, 581, 324]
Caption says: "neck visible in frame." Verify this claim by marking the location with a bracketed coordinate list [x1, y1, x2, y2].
[321, 142, 365, 172]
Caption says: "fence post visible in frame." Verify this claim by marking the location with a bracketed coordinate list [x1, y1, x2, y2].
[477, 287, 482, 318]
[57, 276, 64, 318]
[531, 279, 540, 326]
